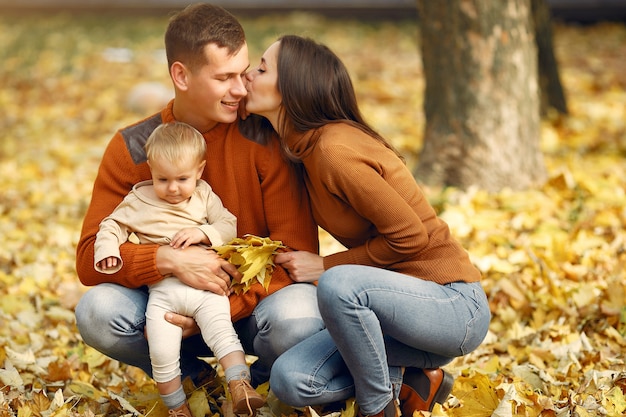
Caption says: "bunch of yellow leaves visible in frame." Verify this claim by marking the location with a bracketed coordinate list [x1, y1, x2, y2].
[213, 235, 285, 294]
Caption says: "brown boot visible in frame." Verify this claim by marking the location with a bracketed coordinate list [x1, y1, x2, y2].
[228, 378, 265, 415]
[399, 368, 454, 414]
[168, 402, 192, 417]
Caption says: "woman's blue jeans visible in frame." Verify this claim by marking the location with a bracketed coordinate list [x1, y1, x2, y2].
[270, 265, 490, 415]
[75, 282, 323, 386]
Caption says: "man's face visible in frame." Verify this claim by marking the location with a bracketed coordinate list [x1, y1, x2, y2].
[184, 42, 249, 127]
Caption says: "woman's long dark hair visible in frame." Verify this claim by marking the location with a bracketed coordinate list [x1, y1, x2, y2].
[240, 35, 403, 162]
[276, 35, 402, 161]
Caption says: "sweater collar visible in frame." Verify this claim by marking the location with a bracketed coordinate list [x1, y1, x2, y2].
[162, 100, 175, 123]
[285, 127, 323, 160]
[161, 100, 225, 136]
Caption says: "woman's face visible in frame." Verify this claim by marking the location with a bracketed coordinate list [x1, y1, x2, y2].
[245, 41, 282, 127]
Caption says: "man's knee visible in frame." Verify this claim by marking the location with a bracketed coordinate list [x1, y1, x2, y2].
[75, 289, 101, 339]
[247, 284, 323, 362]
[74, 284, 147, 346]
[257, 284, 323, 350]
[263, 283, 320, 319]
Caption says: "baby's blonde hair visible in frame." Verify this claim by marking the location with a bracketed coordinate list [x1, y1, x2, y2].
[145, 121, 206, 166]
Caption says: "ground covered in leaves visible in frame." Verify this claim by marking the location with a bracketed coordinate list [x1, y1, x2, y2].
[1, 10, 625, 417]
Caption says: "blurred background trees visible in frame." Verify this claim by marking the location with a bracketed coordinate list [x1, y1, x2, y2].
[0, 0, 620, 193]
[415, 0, 570, 192]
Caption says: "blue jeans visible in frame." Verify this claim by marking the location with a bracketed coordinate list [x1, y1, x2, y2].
[75, 282, 323, 386]
[270, 265, 490, 415]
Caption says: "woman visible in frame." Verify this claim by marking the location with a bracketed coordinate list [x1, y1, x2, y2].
[242, 35, 491, 417]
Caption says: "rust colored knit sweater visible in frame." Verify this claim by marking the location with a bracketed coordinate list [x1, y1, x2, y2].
[286, 123, 481, 285]
[76, 102, 319, 321]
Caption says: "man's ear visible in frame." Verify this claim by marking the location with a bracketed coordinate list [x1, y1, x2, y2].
[170, 61, 189, 91]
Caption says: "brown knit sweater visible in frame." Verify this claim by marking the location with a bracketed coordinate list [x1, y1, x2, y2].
[286, 123, 480, 285]
[76, 101, 319, 321]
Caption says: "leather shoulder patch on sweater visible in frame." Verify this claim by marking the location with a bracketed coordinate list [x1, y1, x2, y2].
[121, 114, 163, 165]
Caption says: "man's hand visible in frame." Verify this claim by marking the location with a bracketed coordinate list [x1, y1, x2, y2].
[275, 250, 324, 283]
[156, 245, 241, 295]
[164, 312, 200, 339]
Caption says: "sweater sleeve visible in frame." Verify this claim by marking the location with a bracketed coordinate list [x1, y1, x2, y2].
[93, 192, 145, 274]
[75, 132, 161, 288]
[93, 217, 127, 274]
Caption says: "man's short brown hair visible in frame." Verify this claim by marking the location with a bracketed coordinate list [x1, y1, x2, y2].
[164, 3, 246, 72]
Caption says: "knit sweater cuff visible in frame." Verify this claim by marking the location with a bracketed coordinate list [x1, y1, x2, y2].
[131, 245, 162, 286]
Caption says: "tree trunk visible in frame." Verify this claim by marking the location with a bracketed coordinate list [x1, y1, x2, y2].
[414, 0, 547, 192]
[532, 0, 568, 115]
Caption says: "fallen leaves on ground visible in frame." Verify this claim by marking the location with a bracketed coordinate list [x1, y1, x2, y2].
[0, 10, 625, 417]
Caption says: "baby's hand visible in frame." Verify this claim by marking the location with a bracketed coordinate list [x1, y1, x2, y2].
[97, 256, 119, 270]
[171, 227, 207, 249]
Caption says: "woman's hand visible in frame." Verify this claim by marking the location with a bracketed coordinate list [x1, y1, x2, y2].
[275, 250, 324, 283]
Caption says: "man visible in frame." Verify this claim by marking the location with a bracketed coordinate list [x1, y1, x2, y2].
[75, 3, 323, 389]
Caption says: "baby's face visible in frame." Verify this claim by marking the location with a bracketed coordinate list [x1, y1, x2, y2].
[148, 156, 203, 204]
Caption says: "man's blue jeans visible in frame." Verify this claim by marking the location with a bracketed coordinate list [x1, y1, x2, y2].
[270, 265, 490, 415]
[75, 282, 323, 386]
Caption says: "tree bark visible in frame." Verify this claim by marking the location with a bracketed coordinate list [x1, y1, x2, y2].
[532, 0, 568, 115]
[414, 0, 547, 192]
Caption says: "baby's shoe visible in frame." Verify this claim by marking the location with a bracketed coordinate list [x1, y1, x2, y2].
[228, 378, 265, 415]
[168, 402, 192, 417]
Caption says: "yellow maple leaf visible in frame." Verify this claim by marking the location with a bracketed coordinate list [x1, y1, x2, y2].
[189, 389, 211, 417]
[80, 346, 109, 370]
[602, 386, 626, 416]
[265, 388, 296, 417]
[30, 391, 52, 416]
[16, 404, 34, 417]
[67, 381, 106, 401]
[213, 235, 285, 294]
[450, 373, 499, 417]
[340, 398, 357, 417]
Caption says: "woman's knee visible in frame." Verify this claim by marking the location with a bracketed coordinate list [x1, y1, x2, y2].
[317, 266, 356, 311]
